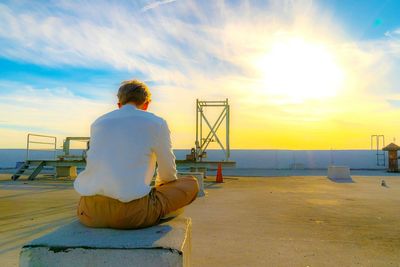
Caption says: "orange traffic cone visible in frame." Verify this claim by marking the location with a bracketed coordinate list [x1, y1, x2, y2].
[216, 163, 223, 183]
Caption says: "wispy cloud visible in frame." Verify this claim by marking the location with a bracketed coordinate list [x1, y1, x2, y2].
[0, 0, 400, 148]
[141, 0, 177, 12]
[0, 82, 113, 147]
[385, 28, 400, 39]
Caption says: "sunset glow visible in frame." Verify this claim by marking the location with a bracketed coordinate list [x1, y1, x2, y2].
[256, 37, 345, 102]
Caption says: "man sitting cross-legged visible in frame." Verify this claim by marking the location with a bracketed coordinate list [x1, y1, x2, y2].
[74, 80, 199, 229]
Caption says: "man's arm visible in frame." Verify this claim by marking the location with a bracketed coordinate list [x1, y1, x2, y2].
[154, 119, 177, 186]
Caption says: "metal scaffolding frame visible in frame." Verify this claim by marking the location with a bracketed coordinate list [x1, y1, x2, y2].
[195, 99, 230, 161]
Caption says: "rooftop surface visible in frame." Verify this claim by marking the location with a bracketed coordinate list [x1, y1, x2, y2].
[1, 174, 399, 266]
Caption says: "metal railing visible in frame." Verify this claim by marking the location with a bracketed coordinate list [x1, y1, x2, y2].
[26, 133, 57, 161]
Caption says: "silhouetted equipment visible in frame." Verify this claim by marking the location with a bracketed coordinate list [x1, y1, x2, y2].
[185, 148, 194, 161]
[382, 143, 400, 172]
[371, 135, 386, 167]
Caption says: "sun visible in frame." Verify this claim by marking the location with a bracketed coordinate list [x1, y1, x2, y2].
[257, 37, 345, 102]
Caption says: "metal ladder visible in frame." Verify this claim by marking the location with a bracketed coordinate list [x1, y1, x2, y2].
[371, 135, 386, 167]
[12, 161, 45, 180]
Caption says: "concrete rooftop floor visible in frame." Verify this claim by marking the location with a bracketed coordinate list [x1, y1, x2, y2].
[1, 174, 400, 266]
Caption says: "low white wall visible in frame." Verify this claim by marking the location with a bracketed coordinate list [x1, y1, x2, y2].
[175, 150, 386, 169]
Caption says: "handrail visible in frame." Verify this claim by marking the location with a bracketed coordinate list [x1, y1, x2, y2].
[27, 133, 57, 139]
[29, 141, 56, 145]
[26, 133, 57, 161]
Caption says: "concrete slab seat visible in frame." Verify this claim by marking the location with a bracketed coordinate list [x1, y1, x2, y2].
[20, 217, 191, 267]
[327, 165, 353, 183]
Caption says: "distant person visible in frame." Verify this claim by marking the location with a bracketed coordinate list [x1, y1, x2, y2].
[74, 80, 199, 229]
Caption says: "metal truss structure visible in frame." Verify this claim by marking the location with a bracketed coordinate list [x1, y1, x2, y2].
[195, 99, 230, 161]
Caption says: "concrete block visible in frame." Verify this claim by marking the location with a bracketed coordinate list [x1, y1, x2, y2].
[56, 166, 77, 178]
[178, 172, 205, 197]
[327, 165, 352, 182]
[20, 217, 191, 267]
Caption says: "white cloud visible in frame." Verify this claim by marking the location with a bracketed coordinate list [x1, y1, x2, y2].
[385, 28, 400, 39]
[141, 0, 177, 12]
[0, 0, 400, 148]
[0, 83, 113, 147]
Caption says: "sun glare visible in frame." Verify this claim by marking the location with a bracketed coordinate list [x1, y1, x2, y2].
[257, 37, 345, 102]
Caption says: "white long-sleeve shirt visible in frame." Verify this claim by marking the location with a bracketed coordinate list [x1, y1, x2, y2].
[74, 104, 177, 202]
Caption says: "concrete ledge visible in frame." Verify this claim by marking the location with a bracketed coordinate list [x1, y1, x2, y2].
[178, 172, 205, 197]
[327, 165, 353, 183]
[20, 217, 191, 267]
[56, 166, 77, 178]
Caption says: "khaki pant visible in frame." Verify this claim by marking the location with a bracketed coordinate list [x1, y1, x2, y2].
[77, 176, 199, 229]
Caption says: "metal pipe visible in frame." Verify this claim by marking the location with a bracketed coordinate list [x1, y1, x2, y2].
[198, 101, 227, 104]
[26, 134, 29, 161]
[195, 99, 198, 151]
[27, 134, 57, 139]
[26, 149, 58, 152]
[28, 141, 56, 145]
[226, 98, 230, 160]
[200, 106, 203, 151]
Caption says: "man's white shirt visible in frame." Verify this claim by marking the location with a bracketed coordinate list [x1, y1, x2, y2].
[74, 104, 177, 202]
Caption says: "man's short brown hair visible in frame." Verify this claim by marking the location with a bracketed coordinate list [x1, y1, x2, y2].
[117, 80, 151, 106]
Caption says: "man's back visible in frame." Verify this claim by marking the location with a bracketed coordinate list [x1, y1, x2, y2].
[74, 104, 177, 202]
[74, 79, 198, 229]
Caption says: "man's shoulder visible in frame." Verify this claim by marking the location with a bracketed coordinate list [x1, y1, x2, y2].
[92, 108, 166, 127]
[92, 109, 119, 126]
[142, 111, 166, 125]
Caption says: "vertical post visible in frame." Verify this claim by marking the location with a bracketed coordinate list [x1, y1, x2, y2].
[64, 139, 70, 156]
[292, 151, 296, 169]
[195, 99, 198, 152]
[54, 137, 57, 160]
[226, 98, 230, 161]
[382, 135, 386, 166]
[26, 134, 30, 161]
[200, 105, 203, 149]
[370, 135, 373, 150]
[377, 136, 380, 166]
[53, 137, 57, 177]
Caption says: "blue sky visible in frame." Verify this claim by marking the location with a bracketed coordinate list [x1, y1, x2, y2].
[324, 0, 400, 39]
[1, 0, 399, 89]
[2, 1, 399, 90]
[1, 0, 400, 149]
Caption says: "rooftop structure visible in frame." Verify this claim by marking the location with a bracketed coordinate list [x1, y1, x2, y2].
[382, 142, 400, 172]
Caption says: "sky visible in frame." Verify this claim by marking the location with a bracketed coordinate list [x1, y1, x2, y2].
[0, 0, 400, 150]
